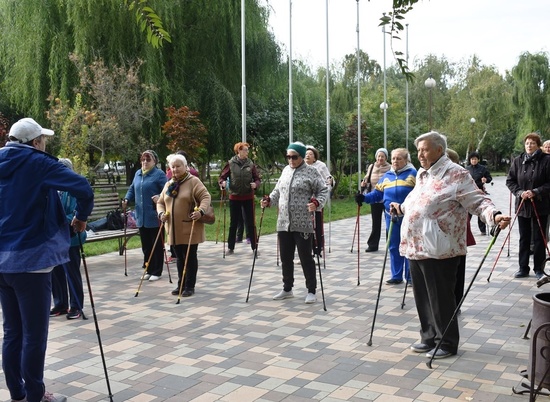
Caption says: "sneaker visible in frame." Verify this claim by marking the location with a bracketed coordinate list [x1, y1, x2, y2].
[514, 269, 529, 278]
[50, 307, 67, 317]
[535, 271, 544, 280]
[410, 343, 434, 353]
[148, 275, 161, 281]
[226, 249, 234, 255]
[66, 309, 81, 320]
[246, 238, 251, 244]
[182, 289, 195, 297]
[273, 289, 294, 300]
[166, 256, 176, 263]
[305, 293, 317, 304]
[141, 273, 151, 280]
[426, 348, 456, 359]
[41, 392, 68, 402]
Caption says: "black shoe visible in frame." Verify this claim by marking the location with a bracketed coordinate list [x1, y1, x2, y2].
[50, 307, 67, 317]
[410, 343, 434, 353]
[66, 309, 81, 320]
[514, 270, 529, 278]
[365, 247, 378, 252]
[182, 289, 195, 297]
[386, 279, 404, 285]
[171, 287, 180, 296]
[535, 271, 544, 280]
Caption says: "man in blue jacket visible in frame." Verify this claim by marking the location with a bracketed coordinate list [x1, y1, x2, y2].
[0, 118, 94, 402]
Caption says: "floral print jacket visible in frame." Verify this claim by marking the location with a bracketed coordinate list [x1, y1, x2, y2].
[400, 155, 498, 260]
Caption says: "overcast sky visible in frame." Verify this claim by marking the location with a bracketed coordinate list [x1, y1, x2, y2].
[266, 0, 550, 76]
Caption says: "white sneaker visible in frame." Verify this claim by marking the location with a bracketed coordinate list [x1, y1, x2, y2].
[149, 275, 161, 281]
[305, 293, 317, 304]
[273, 289, 294, 300]
[141, 273, 151, 280]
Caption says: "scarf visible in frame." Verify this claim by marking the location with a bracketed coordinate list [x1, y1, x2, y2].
[166, 172, 191, 198]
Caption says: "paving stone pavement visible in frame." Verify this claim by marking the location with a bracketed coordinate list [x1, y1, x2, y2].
[1, 176, 546, 401]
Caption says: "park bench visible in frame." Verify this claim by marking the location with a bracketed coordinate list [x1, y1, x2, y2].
[85, 185, 139, 254]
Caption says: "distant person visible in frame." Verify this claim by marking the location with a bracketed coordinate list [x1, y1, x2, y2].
[123, 150, 167, 281]
[50, 158, 87, 320]
[261, 142, 328, 304]
[392, 131, 509, 360]
[466, 151, 492, 235]
[0, 117, 94, 402]
[218, 142, 261, 255]
[356, 148, 416, 284]
[305, 145, 333, 257]
[506, 133, 550, 279]
[361, 148, 391, 252]
[543, 140, 550, 155]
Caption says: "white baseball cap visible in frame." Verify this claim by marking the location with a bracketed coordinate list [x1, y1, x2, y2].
[9, 118, 54, 143]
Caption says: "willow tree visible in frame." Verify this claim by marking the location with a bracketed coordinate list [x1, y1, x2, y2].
[512, 52, 550, 143]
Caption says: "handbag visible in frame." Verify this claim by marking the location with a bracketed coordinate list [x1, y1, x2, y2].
[198, 204, 215, 225]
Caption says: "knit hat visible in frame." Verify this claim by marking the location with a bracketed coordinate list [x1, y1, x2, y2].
[375, 148, 388, 159]
[9, 118, 54, 143]
[287, 141, 306, 158]
[142, 150, 159, 163]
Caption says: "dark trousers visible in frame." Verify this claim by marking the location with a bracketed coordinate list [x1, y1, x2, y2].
[278, 231, 317, 294]
[312, 210, 324, 256]
[236, 205, 249, 240]
[468, 213, 486, 234]
[0, 272, 51, 402]
[367, 203, 384, 250]
[174, 244, 199, 290]
[410, 257, 460, 353]
[52, 246, 84, 311]
[139, 226, 164, 276]
[228, 199, 256, 251]
[455, 256, 466, 307]
[518, 214, 548, 273]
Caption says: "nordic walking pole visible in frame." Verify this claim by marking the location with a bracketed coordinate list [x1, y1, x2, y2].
[215, 189, 225, 244]
[350, 210, 359, 253]
[357, 204, 361, 285]
[160, 228, 172, 284]
[530, 199, 550, 258]
[367, 212, 396, 346]
[246, 201, 266, 303]
[123, 201, 128, 276]
[487, 198, 524, 282]
[401, 277, 409, 309]
[77, 231, 114, 401]
[177, 207, 198, 304]
[427, 226, 502, 369]
[311, 205, 327, 311]
[222, 189, 227, 258]
[507, 192, 512, 257]
[134, 215, 167, 297]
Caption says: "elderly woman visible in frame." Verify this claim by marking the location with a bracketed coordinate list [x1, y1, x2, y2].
[392, 132, 509, 360]
[158, 154, 211, 297]
[361, 148, 391, 252]
[356, 148, 416, 284]
[218, 142, 261, 255]
[261, 142, 328, 304]
[506, 133, 550, 279]
[123, 150, 167, 281]
[305, 145, 332, 257]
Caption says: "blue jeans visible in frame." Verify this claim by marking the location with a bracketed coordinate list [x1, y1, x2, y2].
[0, 272, 51, 402]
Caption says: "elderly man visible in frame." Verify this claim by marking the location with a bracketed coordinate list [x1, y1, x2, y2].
[391, 131, 510, 360]
[0, 118, 94, 402]
[261, 142, 328, 304]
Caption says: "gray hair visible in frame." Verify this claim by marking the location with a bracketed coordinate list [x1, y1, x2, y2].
[58, 158, 74, 171]
[414, 131, 447, 152]
[167, 153, 187, 167]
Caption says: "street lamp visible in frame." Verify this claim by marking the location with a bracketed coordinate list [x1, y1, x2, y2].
[469, 117, 476, 157]
[424, 74, 436, 131]
[380, 101, 388, 149]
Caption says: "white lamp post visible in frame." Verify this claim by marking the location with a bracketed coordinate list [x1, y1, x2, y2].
[424, 74, 436, 131]
[469, 117, 476, 156]
[380, 101, 388, 149]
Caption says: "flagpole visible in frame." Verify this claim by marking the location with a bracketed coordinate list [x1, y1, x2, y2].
[405, 23, 410, 150]
[241, 0, 246, 142]
[356, 0, 361, 191]
[288, 0, 294, 144]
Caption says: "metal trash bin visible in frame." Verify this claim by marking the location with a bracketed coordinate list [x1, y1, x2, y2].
[529, 292, 550, 389]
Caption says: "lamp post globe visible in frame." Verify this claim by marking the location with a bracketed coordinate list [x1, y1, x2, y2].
[424, 74, 436, 131]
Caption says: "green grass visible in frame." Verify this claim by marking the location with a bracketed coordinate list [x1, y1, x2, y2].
[83, 197, 370, 257]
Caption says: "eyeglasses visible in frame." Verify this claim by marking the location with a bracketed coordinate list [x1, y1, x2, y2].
[285, 154, 300, 160]
[240, 148, 249, 152]
[141, 157, 152, 162]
